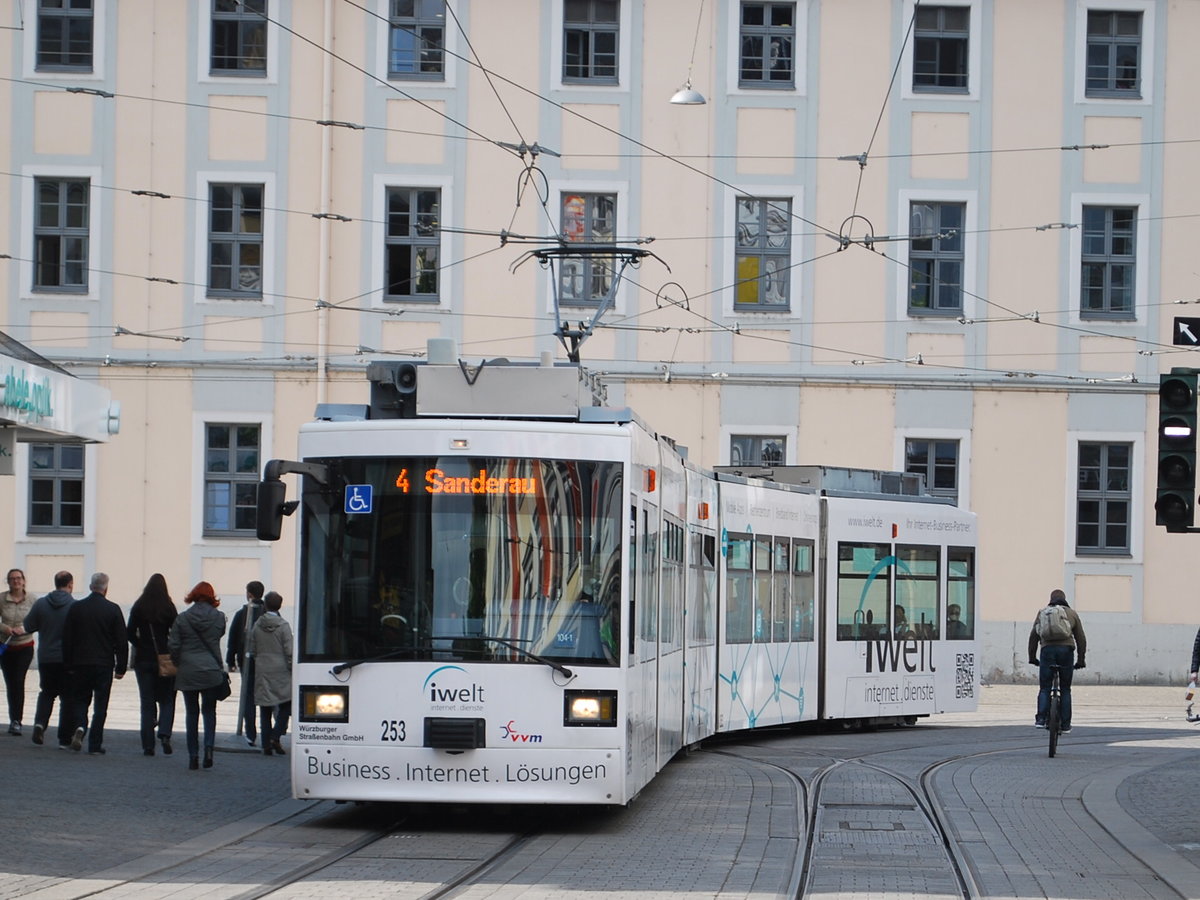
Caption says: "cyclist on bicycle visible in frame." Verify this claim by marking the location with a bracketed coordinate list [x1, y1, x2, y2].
[1028, 589, 1087, 733]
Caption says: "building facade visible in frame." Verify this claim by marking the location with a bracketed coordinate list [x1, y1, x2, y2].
[2, 0, 1194, 682]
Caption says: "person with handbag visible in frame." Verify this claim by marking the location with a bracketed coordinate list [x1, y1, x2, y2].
[126, 574, 179, 757]
[168, 581, 227, 770]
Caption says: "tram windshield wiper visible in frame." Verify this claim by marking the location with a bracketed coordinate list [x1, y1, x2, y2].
[432, 634, 574, 679]
[329, 647, 422, 675]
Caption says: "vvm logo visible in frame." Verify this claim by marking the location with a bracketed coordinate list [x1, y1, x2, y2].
[499, 720, 543, 743]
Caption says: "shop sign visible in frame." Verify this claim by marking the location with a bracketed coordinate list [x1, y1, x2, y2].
[3, 367, 55, 422]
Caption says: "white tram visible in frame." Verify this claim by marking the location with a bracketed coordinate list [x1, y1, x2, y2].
[257, 356, 979, 806]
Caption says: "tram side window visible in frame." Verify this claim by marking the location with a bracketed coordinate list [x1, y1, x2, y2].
[639, 506, 659, 661]
[690, 531, 716, 644]
[772, 537, 789, 641]
[895, 544, 940, 639]
[836, 542, 890, 640]
[946, 545, 975, 640]
[791, 539, 815, 641]
[726, 534, 753, 643]
[660, 518, 684, 651]
[754, 536, 772, 641]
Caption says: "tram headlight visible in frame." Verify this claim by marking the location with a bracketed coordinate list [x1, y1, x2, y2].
[563, 690, 618, 727]
[299, 685, 350, 723]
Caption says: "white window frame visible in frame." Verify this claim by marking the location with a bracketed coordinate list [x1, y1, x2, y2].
[1065, 430, 1143, 563]
[721, 183, 805, 318]
[725, 0, 809, 98]
[21, 0, 107, 80]
[197, 0, 280, 84]
[1073, 0, 1155, 106]
[545, 179, 629, 315]
[12, 442, 99, 543]
[371, 172, 454, 310]
[894, 427, 971, 510]
[1067, 191, 1149, 326]
[894, 188, 978, 321]
[899, 0, 981, 102]
[192, 170, 278, 308]
[373, 0, 461, 90]
[192, 411, 274, 546]
[719, 424, 798, 465]
[19, 164, 103, 304]
[550, 0, 633, 93]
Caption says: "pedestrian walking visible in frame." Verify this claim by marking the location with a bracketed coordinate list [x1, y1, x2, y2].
[61, 573, 128, 755]
[247, 590, 292, 756]
[169, 581, 227, 770]
[227, 580, 265, 746]
[126, 573, 179, 757]
[1028, 588, 1087, 732]
[21, 571, 76, 747]
[0, 569, 36, 735]
[1188, 625, 1200, 689]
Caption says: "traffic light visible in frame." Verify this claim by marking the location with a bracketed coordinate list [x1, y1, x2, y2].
[1155, 369, 1199, 531]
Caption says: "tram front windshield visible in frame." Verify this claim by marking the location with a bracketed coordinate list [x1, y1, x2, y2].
[297, 456, 623, 668]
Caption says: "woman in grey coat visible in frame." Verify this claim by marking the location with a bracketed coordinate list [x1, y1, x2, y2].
[168, 582, 227, 770]
[247, 590, 292, 756]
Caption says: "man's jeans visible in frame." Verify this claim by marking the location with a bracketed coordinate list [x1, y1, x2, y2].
[1037, 644, 1075, 727]
[64, 665, 114, 752]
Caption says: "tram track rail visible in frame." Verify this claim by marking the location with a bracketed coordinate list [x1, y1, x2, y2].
[37, 799, 537, 900]
[17, 717, 1197, 900]
[717, 746, 973, 900]
[717, 719, 1198, 900]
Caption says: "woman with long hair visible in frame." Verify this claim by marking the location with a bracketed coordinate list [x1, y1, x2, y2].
[168, 582, 226, 769]
[126, 573, 179, 756]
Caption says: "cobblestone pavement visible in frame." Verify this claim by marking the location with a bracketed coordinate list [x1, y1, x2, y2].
[3, 672, 296, 897]
[3, 677, 1199, 899]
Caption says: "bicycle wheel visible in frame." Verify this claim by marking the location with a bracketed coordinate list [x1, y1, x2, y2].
[1047, 681, 1061, 758]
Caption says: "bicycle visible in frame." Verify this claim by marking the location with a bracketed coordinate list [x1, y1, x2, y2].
[1046, 664, 1062, 758]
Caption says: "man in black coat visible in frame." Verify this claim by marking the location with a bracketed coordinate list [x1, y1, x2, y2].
[226, 580, 265, 746]
[61, 573, 127, 754]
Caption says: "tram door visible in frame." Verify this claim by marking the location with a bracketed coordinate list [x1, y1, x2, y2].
[627, 430, 661, 794]
[655, 443, 686, 767]
[682, 465, 718, 746]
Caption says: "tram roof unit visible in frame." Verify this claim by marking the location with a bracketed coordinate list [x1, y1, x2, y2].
[714, 465, 952, 505]
[314, 355, 642, 428]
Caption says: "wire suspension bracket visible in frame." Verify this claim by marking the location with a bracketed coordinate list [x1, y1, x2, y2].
[513, 243, 668, 363]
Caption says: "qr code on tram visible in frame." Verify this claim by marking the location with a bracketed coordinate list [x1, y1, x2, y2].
[955, 652, 975, 699]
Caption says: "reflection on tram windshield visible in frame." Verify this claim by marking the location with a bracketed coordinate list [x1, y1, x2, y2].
[298, 456, 623, 667]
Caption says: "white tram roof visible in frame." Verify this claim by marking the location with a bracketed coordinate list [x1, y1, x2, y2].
[315, 355, 950, 506]
[715, 465, 953, 505]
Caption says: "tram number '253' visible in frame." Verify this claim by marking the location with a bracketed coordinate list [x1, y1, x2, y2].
[380, 720, 407, 742]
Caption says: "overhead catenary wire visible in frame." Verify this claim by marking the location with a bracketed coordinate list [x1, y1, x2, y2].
[1, 3, 1183, 381]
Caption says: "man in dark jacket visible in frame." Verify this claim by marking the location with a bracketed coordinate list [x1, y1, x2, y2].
[227, 580, 265, 746]
[1028, 588, 1087, 733]
[61, 573, 127, 754]
[22, 570, 76, 748]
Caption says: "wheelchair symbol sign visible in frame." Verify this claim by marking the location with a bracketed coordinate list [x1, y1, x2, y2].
[345, 485, 373, 514]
